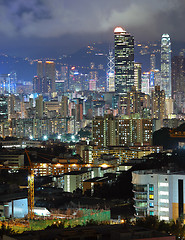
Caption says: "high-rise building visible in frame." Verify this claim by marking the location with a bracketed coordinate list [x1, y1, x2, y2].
[107, 50, 115, 92]
[150, 54, 156, 71]
[151, 86, 165, 120]
[127, 86, 141, 116]
[114, 27, 134, 96]
[161, 34, 171, 98]
[36, 95, 44, 119]
[171, 55, 185, 113]
[44, 61, 56, 94]
[134, 63, 142, 92]
[141, 72, 150, 95]
[92, 115, 153, 147]
[35, 61, 56, 96]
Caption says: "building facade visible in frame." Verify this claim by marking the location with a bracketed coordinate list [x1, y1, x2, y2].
[132, 170, 185, 221]
[114, 27, 134, 96]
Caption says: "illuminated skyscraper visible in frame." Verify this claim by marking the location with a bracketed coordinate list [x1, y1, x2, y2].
[114, 27, 134, 96]
[35, 61, 56, 96]
[134, 63, 142, 92]
[107, 50, 115, 92]
[151, 86, 165, 120]
[44, 61, 56, 94]
[150, 54, 156, 71]
[161, 34, 171, 98]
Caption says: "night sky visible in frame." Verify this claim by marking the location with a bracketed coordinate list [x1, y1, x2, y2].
[0, 0, 184, 57]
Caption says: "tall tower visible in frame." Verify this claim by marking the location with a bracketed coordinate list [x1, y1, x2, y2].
[151, 86, 165, 120]
[150, 54, 156, 71]
[107, 50, 115, 92]
[45, 61, 56, 94]
[161, 34, 171, 98]
[134, 63, 142, 92]
[114, 27, 134, 96]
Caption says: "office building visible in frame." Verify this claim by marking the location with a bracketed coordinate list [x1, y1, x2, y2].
[161, 34, 171, 98]
[114, 27, 134, 96]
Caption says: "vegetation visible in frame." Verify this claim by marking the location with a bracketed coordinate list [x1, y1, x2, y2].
[135, 215, 185, 239]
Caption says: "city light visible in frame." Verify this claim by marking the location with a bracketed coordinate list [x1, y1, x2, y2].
[43, 135, 48, 140]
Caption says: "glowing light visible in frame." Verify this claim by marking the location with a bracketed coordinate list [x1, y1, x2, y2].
[43, 135, 48, 140]
[100, 163, 109, 168]
[30, 135, 33, 140]
[57, 135, 61, 140]
[114, 26, 126, 33]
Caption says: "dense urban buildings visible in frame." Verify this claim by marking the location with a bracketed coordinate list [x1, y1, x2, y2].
[0, 25, 185, 237]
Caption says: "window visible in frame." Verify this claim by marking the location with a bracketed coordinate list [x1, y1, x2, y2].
[160, 216, 169, 221]
[149, 211, 154, 216]
[159, 191, 169, 196]
[159, 183, 168, 187]
[149, 194, 154, 200]
[160, 199, 169, 203]
[149, 202, 154, 208]
[159, 207, 169, 212]
[149, 184, 154, 191]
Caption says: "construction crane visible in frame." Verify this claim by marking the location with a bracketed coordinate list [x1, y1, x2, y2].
[0, 149, 35, 220]
[25, 149, 34, 220]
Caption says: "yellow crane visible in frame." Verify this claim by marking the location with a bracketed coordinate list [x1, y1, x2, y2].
[0, 149, 35, 220]
[25, 149, 34, 220]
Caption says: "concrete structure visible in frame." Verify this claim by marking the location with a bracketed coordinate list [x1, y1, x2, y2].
[132, 169, 185, 221]
[63, 170, 92, 193]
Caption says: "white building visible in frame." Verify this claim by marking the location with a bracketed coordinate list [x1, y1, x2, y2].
[64, 170, 93, 193]
[132, 170, 185, 221]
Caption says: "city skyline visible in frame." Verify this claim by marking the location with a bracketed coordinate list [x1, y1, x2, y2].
[0, 0, 185, 57]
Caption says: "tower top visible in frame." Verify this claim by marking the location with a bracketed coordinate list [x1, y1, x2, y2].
[114, 27, 126, 33]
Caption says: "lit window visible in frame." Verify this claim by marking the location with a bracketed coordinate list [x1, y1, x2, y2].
[160, 207, 169, 212]
[159, 183, 168, 187]
[159, 191, 169, 196]
[160, 199, 169, 203]
[160, 216, 169, 221]
[149, 194, 154, 200]
[149, 202, 154, 208]
[149, 211, 154, 216]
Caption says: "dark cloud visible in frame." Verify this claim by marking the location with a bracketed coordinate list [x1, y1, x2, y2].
[0, 0, 184, 56]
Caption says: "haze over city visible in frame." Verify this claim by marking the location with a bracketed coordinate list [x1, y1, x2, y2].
[0, 0, 185, 57]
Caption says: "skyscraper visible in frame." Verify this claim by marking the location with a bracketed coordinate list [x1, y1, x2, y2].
[35, 61, 56, 96]
[134, 63, 142, 92]
[107, 50, 115, 92]
[151, 86, 165, 120]
[161, 34, 171, 98]
[114, 27, 134, 96]
[44, 61, 56, 94]
[150, 54, 156, 71]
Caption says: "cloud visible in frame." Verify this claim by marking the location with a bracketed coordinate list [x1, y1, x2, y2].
[0, 0, 183, 40]
[0, 0, 184, 56]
